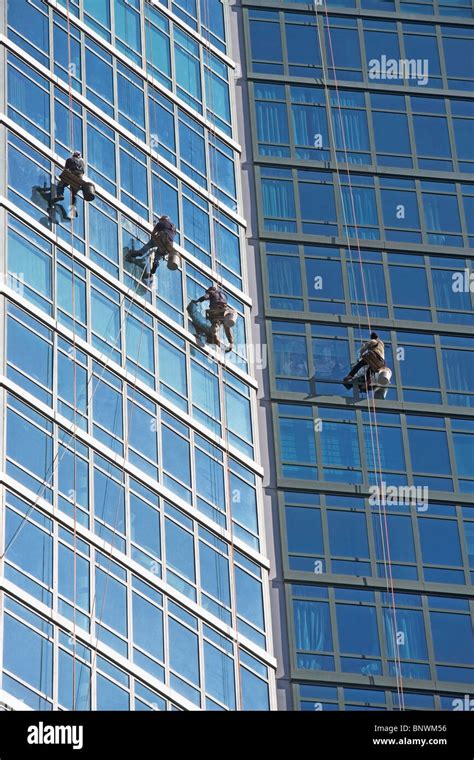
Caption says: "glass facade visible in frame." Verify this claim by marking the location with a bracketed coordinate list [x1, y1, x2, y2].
[239, 1, 474, 710]
[0, 0, 277, 711]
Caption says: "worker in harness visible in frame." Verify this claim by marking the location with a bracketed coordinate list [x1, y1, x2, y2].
[126, 215, 180, 286]
[50, 151, 95, 220]
[343, 332, 386, 389]
[189, 286, 236, 352]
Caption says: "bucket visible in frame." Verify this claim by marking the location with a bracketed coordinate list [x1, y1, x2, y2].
[82, 182, 96, 202]
[375, 367, 392, 386]
[167, 251, 180, 271]
[223, 308, 237, 327]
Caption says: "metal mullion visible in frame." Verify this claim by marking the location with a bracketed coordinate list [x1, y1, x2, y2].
[320, 493, 331, 584]
[434, 332, 449, 407]
[278, 8, 289, 80]
[421, 593, 437, 688]
[363, 89, 378, 173]
[444, 415, 461, 494]
[355, 404, 368, 486]
[375, 590, 390, 680]
[197, 617, 206, 709]
[435, 22, 449, 92]
[410, 499, 426, 608]
[367, 496, 379, 585]
[455, 180, 470, 249]
[457, 503, 472, 585]
[328, 586, 341, 676]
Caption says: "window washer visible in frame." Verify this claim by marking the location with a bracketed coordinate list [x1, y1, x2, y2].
[51, 150, 95, 208]
[343, 331, 385, 388]
[190, 286, 236, 352]
[126, 216, 180, 282]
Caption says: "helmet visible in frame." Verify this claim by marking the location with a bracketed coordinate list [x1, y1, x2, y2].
[73, 150, 81, 157]
[206, 286, 217, 293]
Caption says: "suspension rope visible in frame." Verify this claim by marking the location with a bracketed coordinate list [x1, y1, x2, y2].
[201, 0, 245, 709]
[64, 0, 79, 710]
[313, 3, 405, 708]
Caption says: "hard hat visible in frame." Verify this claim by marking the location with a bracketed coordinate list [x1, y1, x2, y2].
[73, 150, 81, 157]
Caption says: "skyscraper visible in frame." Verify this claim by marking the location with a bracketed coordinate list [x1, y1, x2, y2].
[232, 0, 474, 711]
[0, 0, 277, 711]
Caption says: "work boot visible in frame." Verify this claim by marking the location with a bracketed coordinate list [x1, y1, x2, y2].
[225, 343, 233, 353]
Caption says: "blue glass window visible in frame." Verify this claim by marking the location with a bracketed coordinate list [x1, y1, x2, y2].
[94, 466, 125, 535]
[5, 504, 52, 603]
[418, 518, 462, 566]
[337, 604, 380, 656]
[294, 598, 333, 662]
[286, 19, 322, 77]
[115, 0, 142, 65]
[169, 617, 200, 690]
[328, 511, 369, 558]
[409, 429, 450, 475]
[162, 420, 191, 502]
[130, 493, 160, 561]
[249, 16, 283, 74]
[85, 39, 113, 116]
[240, 659, 269, 710]
[3, 613, 53, 699]
[7, 306, 52, 404]
[8, 0, 49, 67]
[204, 641, 235, 709]
[430, 612, 474, 664]
[165, 513, 196, 594]
[235, 565, 264, 634]
[256, 84, 289, 157]
[383, 608, 428, 661]
[95, 567, 127, 637]
[58, 541, 90, 617]
[174, 28, 202, 112]
[87, 115, 116, 194]
[179, 111, 206, 187]
[132, 593, 164, 662]
[373, 515, 416, 563]
[7, 398, 53, 500]
[204, 52, 231, 134]
[84, 0, 111, 40]
[7, 55, 50, 145]
[279, 412, 316, 479]
[117, 63, 145, 140]
[145, 6, 171, 89]
[120, 139, 148, 217]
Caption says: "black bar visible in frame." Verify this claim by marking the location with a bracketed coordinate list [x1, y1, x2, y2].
[0, 710, 472, 758]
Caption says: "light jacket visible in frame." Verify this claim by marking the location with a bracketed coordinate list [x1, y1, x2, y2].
[360, 338, 385, 370]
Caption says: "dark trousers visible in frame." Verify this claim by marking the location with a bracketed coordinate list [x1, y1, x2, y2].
[128, 244, 164, 275]
[56, 174, 83, 205]
[348, 358, 368, 377]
